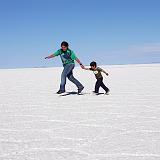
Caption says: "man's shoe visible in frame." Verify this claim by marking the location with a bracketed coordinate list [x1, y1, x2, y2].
[78, 86, 84, 94]
[57, 90, 65, 94]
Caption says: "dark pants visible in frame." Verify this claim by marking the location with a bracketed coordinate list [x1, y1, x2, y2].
[95, 78, 109, 93]
[60, 64, 84, 92]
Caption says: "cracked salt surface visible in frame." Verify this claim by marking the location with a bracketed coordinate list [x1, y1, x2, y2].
[0, 64, 160, 160]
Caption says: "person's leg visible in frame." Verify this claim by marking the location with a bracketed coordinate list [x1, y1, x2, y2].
[67, 65, 84, 93]
[68, 74, 84, 92]
[59, 67, 67, 92]
[59, 64, 75, 92]
[95, 78, 102, 93]
[100, 79, 109, 93]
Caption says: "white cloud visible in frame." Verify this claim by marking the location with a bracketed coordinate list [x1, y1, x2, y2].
[130, 43, 160, 54]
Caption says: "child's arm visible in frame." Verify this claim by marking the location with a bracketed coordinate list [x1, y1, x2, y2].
[83, 66, 91, 71]
[101, 69, 109, 76]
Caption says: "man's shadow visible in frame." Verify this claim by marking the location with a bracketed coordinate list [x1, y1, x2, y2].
[60, 91, 79, 96]
[59, 91, 105, 96]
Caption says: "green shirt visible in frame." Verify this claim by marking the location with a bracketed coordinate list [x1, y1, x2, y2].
[54, 49, 77, 65]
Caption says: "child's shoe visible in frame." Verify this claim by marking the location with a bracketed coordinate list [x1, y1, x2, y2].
[92, 91, 99, 95]
[105, 89, 110, 95]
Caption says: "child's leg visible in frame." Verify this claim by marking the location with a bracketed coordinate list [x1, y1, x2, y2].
[100, 80, 109, 93]
[95, 78, 102, 93]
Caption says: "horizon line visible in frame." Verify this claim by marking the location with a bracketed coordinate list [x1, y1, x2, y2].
[0, 62, 160, 70]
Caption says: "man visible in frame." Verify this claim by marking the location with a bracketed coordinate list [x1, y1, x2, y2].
[45, 41, 84, 94]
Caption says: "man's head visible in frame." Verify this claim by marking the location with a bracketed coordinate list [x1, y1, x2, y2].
[90, 61, 97, 70]
[61, 41, 69, 51]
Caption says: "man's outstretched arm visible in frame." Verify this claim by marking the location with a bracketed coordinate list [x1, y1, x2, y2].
[45, 54, 55, 59]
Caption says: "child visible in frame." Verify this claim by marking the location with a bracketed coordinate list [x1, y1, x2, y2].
[83, 61, 109, 95]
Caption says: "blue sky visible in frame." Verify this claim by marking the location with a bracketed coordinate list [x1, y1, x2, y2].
[0, 0, 160, 68]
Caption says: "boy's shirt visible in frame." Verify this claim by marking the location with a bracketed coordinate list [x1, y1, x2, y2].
[90, 67, 103, 79]
[54, 49, 77, 65]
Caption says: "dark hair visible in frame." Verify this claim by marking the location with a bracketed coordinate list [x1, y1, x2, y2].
[90, 61, 97, 67]
[61, 41, 69, 47]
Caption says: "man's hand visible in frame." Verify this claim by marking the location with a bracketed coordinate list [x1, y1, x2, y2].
[45, 54, 55, 59]
[80, 64, 85, 69]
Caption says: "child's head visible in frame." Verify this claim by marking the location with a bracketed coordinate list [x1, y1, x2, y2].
[90, 61, 97, 70]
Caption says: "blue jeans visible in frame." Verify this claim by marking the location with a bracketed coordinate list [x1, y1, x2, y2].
[95, 77, 109, 93]
[60, 64, 84, 92]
